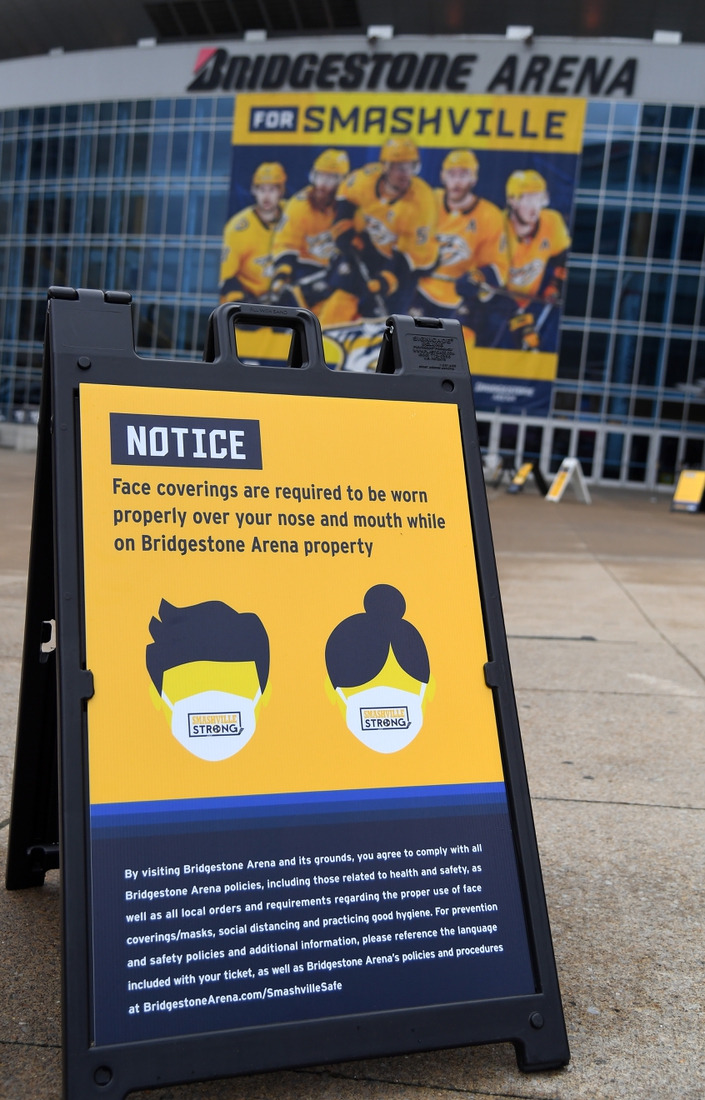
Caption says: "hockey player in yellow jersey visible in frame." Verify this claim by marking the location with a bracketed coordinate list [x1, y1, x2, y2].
[316, 139, 438, 325]
[219, 162, 286, 303]
[477, 170, 571, 352]
[269, 149, 350, 315]
[414, 150, 508, 323]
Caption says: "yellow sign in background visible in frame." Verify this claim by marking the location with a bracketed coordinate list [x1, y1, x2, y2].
[81, 383, 504, 806]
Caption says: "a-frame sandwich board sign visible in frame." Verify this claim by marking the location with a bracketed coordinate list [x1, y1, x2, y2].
[7, 289, 569, 1099]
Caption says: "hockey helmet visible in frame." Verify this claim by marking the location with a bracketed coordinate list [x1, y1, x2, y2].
[442, 149, 479, 174]
[312, 149, 350, 176]
[380, 138, 420, 166]
[252, 162, 287, 187]
[506, 169, 548, 201]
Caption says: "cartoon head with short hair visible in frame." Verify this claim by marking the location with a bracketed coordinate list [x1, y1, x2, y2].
[325, 585, 431, 753]
[147, 599, 270, 762]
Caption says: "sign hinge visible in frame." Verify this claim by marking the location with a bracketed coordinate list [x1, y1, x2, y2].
[78, 669, 95, 700]
[483, 661, 503, 688]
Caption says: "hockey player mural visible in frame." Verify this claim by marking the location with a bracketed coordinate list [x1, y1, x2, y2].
[222, 93, 585, 414]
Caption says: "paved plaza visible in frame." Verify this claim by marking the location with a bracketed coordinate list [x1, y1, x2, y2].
[0, 447, 703, 1100]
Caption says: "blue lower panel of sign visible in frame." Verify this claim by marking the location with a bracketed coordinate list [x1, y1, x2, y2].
[472, 376, 553, 416]
[90, 784, 535, 1046]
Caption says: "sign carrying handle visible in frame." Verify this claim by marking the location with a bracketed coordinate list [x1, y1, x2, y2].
[203, 302, 328, 371]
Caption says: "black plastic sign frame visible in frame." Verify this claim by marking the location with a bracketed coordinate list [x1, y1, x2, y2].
[7, 289, 569, 1099]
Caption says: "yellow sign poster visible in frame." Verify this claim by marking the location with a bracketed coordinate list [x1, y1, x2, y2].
[672, 469, 705, 512]
[223, 91, 585, 415]
[80, 382, 503, 808]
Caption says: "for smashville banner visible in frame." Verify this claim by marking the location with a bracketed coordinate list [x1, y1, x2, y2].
[221, 93, 585, 415]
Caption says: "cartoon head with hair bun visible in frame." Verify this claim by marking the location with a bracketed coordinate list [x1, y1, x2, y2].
[324, 585, 432, 754]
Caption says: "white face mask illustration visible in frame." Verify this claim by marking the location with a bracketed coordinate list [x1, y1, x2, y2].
[337, 683, 426, 754]
[162, 688, 261, 762]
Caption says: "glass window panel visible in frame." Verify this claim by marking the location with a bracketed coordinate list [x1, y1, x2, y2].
[49, 105, 62, 125]
[614, 103, 639, 127]
[175, 99, 192, 119]
[607, 393, 629, 417]
[135, 101, 152, 121]
[131, 132, 149, 176]
[137, 302, 156, 348]
[698, 108, 705, 131]
[626, 209, 652, 256]
[641, 104, 665, 129]
[18, 299, 34, 340]
[661, 143, 687, 193]
[170, 131, 189, 175]
[618, 272, 643, 321]
[633, 397, 654, 419]
[156, 303, 175, 348]
[598, 209, 623, 255]
[14, 137, 28, 180]
[205, 191, 227, 235]
[45, 136, 59, 178]
[683, 437, 704, 466]
[0, 198, 9, 234]
[606, 140, 632, 189]
[191, 130, 211, 176]
[602, 432, 624, 479]
[581, 393, 601, 414]
[25, 197, 40, 234]
[54, 244, 68, 284]
[123, 247, 141, 290]
[687, 403, 705, 424]
[216, 97, 234, 118]
[86, 246, 104, 287]
[549, 427, 571, 473]
[146, 192, 165, 235]
[78, 134, 93, 177]
[576, 429, 596, 475]
[634, 141, 661, 190]
[109, 191, 125, 234]
[564, 267, 590, 317]
[65, 104, 78, 124]
[202, 248, 220, 292]
[611, 333, 636, 384]
[22, 246, 36, 287]
[557, 330, 582, 379]
[113, 132, 129, 177]
[586, 102, 610, 126]
[105, 245, 118, 288]
[652, 211, 677, 259]
[522, 425, 543, 461]
[669, 106, 693, 131]
[211, 130, 232, 176]
[142, 246, 160, 291]
[665, 338, 692, 387]
[660, 400, 684, 423]
[29, 138, 44, 179]
[585, 331, 609, 380]
[81, 104, 96, 123]
[117, 101, 133, 122]
[627, 435, 650, 482]
[645, 273, 671, 322]
[74, 191, 89, 235]
[552, 393, 576, 413]
[1, 141, 13, 181]
[196, 306, 211, 352]
[95, 134, 111, 176]
[181, 248, 201, 293]
[195, 97, 214, 119]
[186, 190, 206, 235]
[91, 193, 107, 234]
[680, 213, 705, 261]
[32, 107, 46, 127]
[127, 192, 146, 234]
[688, 145, 705, 193]
[59, 194, 73, 233]
[99, 102, 115, 123]
[151, 131, 169, 176]
[166, 193, 184, 235]
[161, 247, 180, 291]
[12, 193, 26, 234]
[61, 135, 76, 177]
[672, 275, 699, 326]
[591, 270, 616, 318]
[176, 305, 196, 351]
[499, 422, 518, 460]
[571, 206, 597, 254]
[69, 245, 85, 286]
[638, 336, 663, 386]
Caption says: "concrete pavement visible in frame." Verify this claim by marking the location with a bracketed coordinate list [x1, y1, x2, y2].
[0, 450, 703, 1099]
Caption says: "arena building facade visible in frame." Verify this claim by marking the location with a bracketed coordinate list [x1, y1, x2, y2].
[1, 28, 705, 487]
